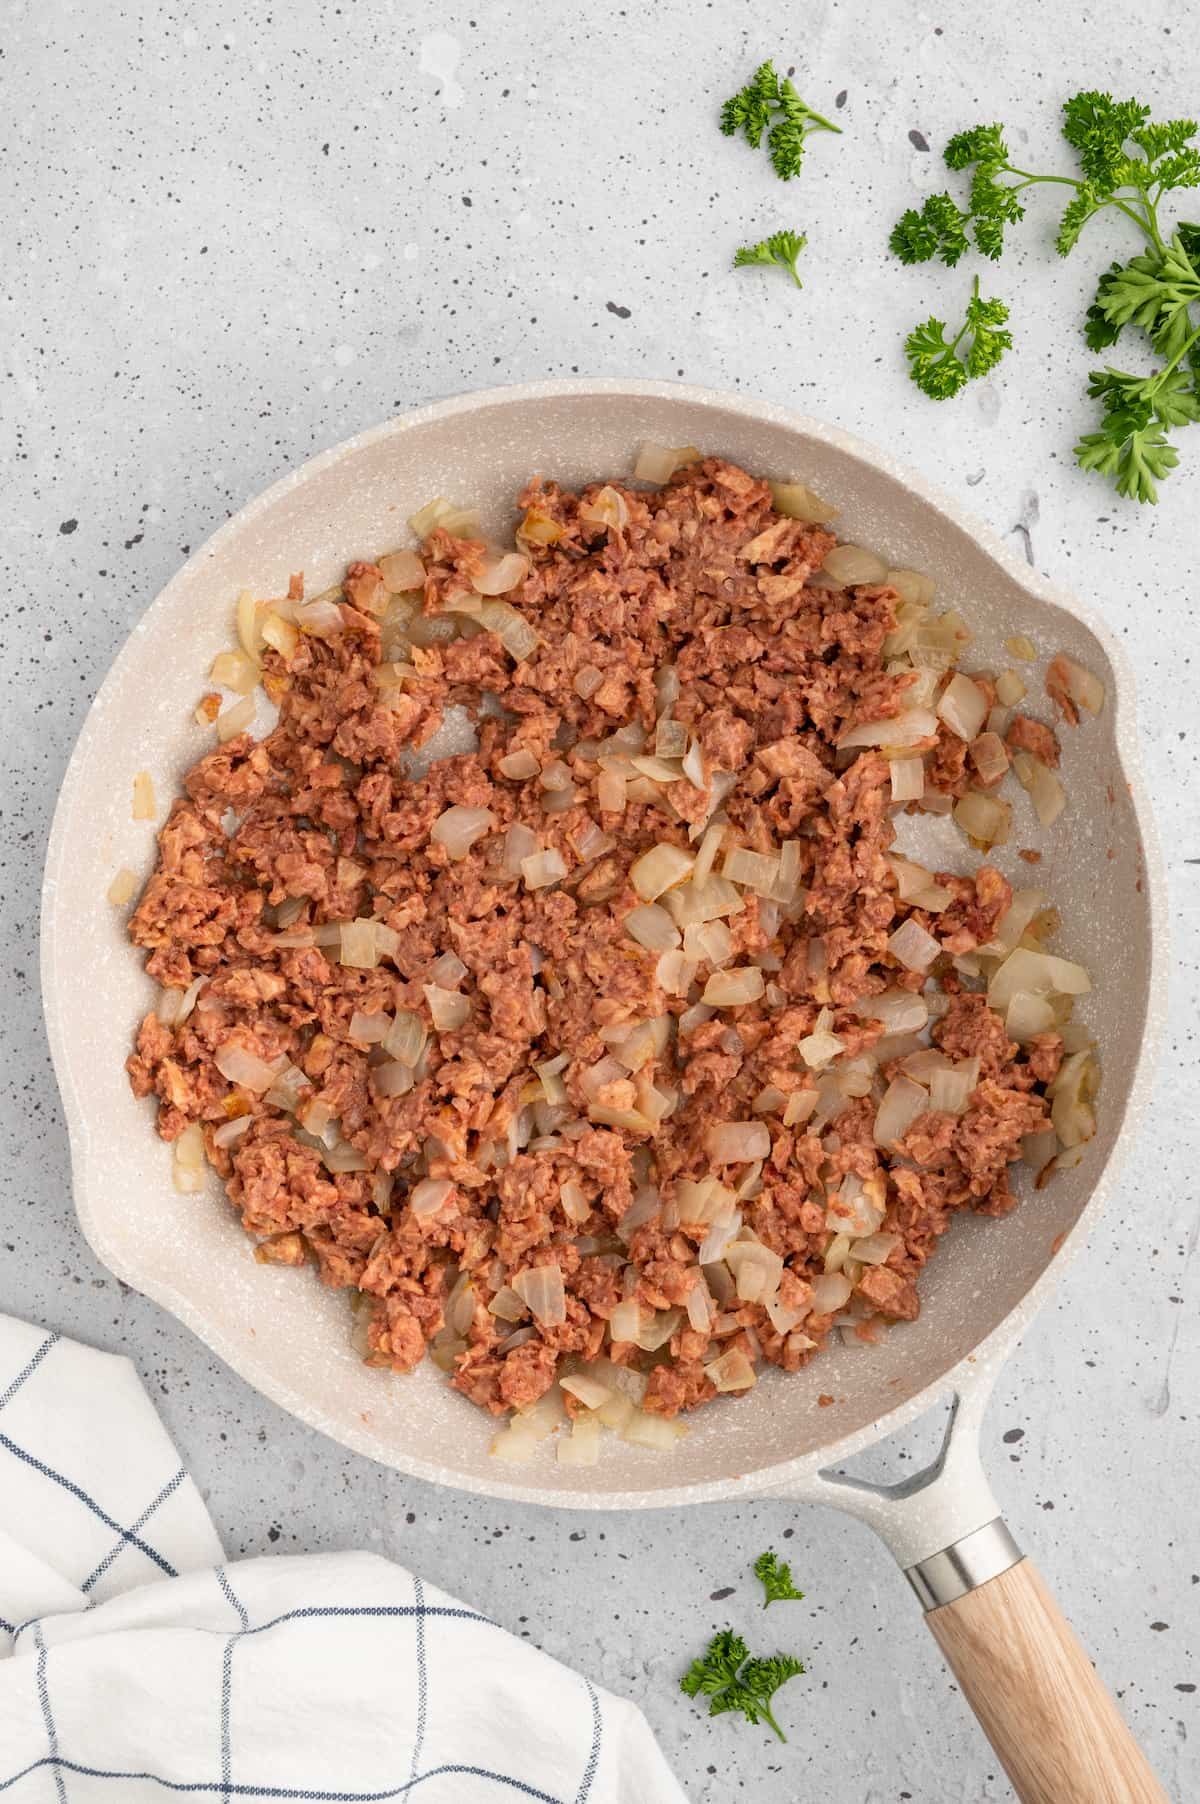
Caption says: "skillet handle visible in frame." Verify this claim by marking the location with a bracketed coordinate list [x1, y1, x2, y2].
[924, 1553, 1170, 1804]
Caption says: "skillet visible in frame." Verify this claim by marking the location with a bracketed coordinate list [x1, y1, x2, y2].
[42, 379, 1169, 1801]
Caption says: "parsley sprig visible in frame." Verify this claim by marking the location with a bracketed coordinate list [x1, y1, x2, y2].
[720, 60, 840, 181]
[681, 1630, 806, 1743]
[753, 1550, 805, 1607]
[733, 229, 807, 288]
[891, 91, 1200, 501]
[904, 276, 1013, 399]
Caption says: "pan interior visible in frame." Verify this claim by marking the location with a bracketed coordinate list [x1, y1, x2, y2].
[44, 386, 1153, 1501]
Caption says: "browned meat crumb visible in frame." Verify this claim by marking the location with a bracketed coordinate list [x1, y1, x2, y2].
[125, 457, 1071, 1426]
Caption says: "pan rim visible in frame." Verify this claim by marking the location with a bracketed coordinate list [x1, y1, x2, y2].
[41, 376, 1169, 1509]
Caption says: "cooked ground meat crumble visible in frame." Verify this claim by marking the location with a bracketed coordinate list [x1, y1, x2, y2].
[125, 456, 1091, 1436]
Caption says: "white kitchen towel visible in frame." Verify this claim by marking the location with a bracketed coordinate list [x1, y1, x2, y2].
[0, 1316, 688, 1802]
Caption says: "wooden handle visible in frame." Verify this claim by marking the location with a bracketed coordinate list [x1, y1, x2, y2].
[927, 1558, 1170, 1804]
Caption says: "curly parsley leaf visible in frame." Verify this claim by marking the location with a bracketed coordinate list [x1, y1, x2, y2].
[754, 1551, 805, 1608]
[733, 228, 807, 289]
[1075, 357, 1200, 503]
[720, 59, 840, 180]
[682, 1629, 748, 1698]
[719, 60, 779, 148]
[890, 192, 969, 266]
[905, 278, 1012, 399]
[1085, 262, 1129, 351]
[944, 123, 1010, 171]
[682, 1631, 806, 1743]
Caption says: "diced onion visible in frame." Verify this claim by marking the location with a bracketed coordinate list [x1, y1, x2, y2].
[472, 551, 529, 596]
[889, 757, 925, 801]
[656, 950, 697, 996]
[479, 598, 540, 661]
[609, 1297, 643, 1344]
[348, 1010, 390, 1043]
[211, 648, 258, 694]
[623, 903, 681, 953]
[929, 1067, 974, 1114]
[621, 1410, 689, 1449]
[684, 920, 732, 966]
[597, 769, 627, 813]
[725, 1240, 784, 1304]
[996, 669, 1027, 707]
[722, 848, 780, 895]
[131, 771, 157, 821]
[635, 442, 702, 482]
[663, 876, 744, 927]
[783, 1090, 818, 1127]
[339, 920, 380, 969]
[378, 549, 425, 593]
[953, 790, 1011, 849]
[1006, 989, 1057, 1042]
[521, 848, 568, 890]
[810, 1272, 853, 1314]
[853, 989, 929, 1034]
[578, 485, 630, 532]
[1049, 1050, 1099, 1147]
[488, 1285, 528, 1324]
[987, 947, 1091, 1012]
[511, 1263, 566, 1327]
[798, 1020, 844, 1068]
[886, 568, 934, 606]
[838, 706, 938, 751]
[431, 805, 497, 860]
[703, 966, 765, 1008]
[214, 1042, 285, 1093]
[1006, 634, 1037, 662]
[560, 1371, 614, 1410]
[630, 843, 694, 901]
[212, 1115, 253, 1151]
[1012, 751, 1066, 827]
[705, 1347, 757, 1392]
[502, 822, 538, 876]
[937, 673, 989, 741]
[560, 1180, 590, 1224]
[374, 1060, 415, 1098]
[383, 1010, 427, 1066]
[887, 917, 941, 973]
[822, 544, 888, 586]
[826, 1173, 886, 1237]
[216, 696, 255, 743]
[874, 1075, 929, 1146]
[295, 599, 345, 636]
[969, 731, 1010, 786]
[261, 612, 299, 660]
[107, 867, 137, 906]
[234, 589, 263, 660]
[851, 1232, 901, 1266]
[499, 748, 540, 780]
[1051, 653, 1105, 716]
[410, 1177, 453, 1218]
[768, 478, 839, 524]
[425, 984, 470, 1031]
[706, 1120, 771, 1164]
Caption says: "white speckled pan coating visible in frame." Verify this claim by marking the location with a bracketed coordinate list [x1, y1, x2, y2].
[41, 379, 1166, 1512]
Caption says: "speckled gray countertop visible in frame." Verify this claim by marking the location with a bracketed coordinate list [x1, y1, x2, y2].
[3, 1, 1198, 1797]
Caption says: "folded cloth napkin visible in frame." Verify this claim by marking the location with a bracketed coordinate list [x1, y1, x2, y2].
[0, 1315, 687, 1802]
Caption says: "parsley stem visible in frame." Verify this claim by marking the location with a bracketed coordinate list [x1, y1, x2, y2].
[1153, 323, 1200, 386]
[1003, 167, 1080, 188]
[760, 1704, 787, 1744]
[946, 275, 981, 355]
[1002, 165, 1164, 251]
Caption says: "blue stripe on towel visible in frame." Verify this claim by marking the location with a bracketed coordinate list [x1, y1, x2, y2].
[0, 1333, 59, 1415]
[0, 1432, 177, 1578]
[81, 1466, 187, 1593]
[0, 1757, 565, 1800]
[33, 1624, 68, 1804]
